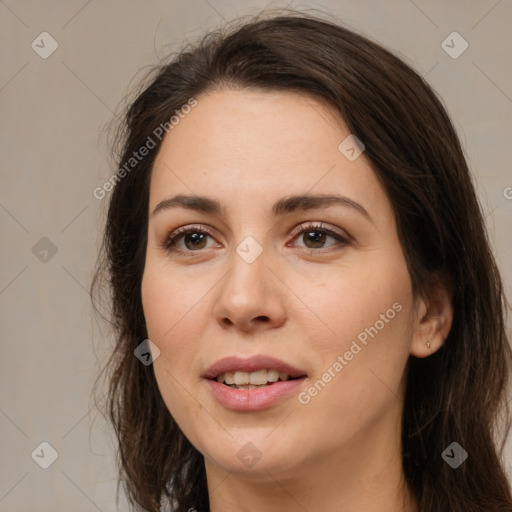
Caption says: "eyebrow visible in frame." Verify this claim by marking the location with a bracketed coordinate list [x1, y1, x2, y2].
[151, 193, 372, 222]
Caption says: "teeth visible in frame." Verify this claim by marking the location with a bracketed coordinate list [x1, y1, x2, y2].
[234, 371, 250, 385]
[267, 369, 279, 382]
[215, 369, 293, 385]
[249, 369, 268, 385]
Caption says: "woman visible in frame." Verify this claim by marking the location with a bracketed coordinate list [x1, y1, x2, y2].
[91, 10, 512, 512]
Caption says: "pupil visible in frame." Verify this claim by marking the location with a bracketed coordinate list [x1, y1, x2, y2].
[305, 231, 325, 248]
[185, 233, 206, 249]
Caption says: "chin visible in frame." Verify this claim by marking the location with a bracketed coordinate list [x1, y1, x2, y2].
[201, 433, 305, 478]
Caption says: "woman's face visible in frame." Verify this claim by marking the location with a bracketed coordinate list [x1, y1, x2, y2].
[141, 88, 419, 480]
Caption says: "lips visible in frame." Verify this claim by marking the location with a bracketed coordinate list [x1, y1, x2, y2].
[203, 355, 308, 411]
[203, 355, 307, 380]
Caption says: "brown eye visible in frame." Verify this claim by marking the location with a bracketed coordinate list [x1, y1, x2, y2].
[182, 232, 208, 250]
[163, 226, 217, 253]
[290, 223, 349, 251]
[302, 230, 327, 249]
[162, 222, 349, 255]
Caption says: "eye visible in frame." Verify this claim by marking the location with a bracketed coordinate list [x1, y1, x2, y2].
[161, 222, 350, 255]
[288, 222, 350, 252]
[161, 225, 218, 254]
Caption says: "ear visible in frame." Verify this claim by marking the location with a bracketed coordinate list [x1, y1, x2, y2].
[410, 278, 453, 358]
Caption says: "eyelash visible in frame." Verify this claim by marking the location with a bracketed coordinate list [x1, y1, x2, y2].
[160, 222, 350, 256]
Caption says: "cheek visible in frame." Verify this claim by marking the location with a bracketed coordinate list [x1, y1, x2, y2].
[141, 261, 200, 393]
[292, 249, 413, 420]
[141, 255, 208, 345]
[289, 245, 411, 351]
[142, 260, 176, 338]
[141, 264, 210, 440]
[295, 307, 412, 456]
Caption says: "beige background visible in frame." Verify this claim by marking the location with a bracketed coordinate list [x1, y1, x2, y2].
[1, 0, 511, 510]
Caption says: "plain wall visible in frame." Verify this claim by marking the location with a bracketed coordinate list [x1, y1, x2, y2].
[1, 0, 511, 510]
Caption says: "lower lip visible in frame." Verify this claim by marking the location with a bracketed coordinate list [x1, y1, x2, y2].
[205, 378, 306, 411]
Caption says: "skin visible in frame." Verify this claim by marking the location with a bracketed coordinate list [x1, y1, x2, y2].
[141, 88, 453, 512]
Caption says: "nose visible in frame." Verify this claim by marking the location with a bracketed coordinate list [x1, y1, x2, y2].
[213, 245, 287, 333]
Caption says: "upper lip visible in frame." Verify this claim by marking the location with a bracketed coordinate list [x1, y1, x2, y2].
[203, 355, 307, 380]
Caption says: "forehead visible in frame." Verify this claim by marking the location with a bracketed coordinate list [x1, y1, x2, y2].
[148, 88, 390, 223]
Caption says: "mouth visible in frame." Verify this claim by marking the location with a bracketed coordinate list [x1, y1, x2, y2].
[212, 368, 306, 390]
[203, 355, 308, 385]
[203, 355, 308, 410]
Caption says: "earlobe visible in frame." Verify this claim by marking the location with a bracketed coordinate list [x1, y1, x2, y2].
[410, 282, 453, 358]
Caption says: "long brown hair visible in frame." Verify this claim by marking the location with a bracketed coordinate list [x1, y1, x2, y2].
[91, 9, 512, 511]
